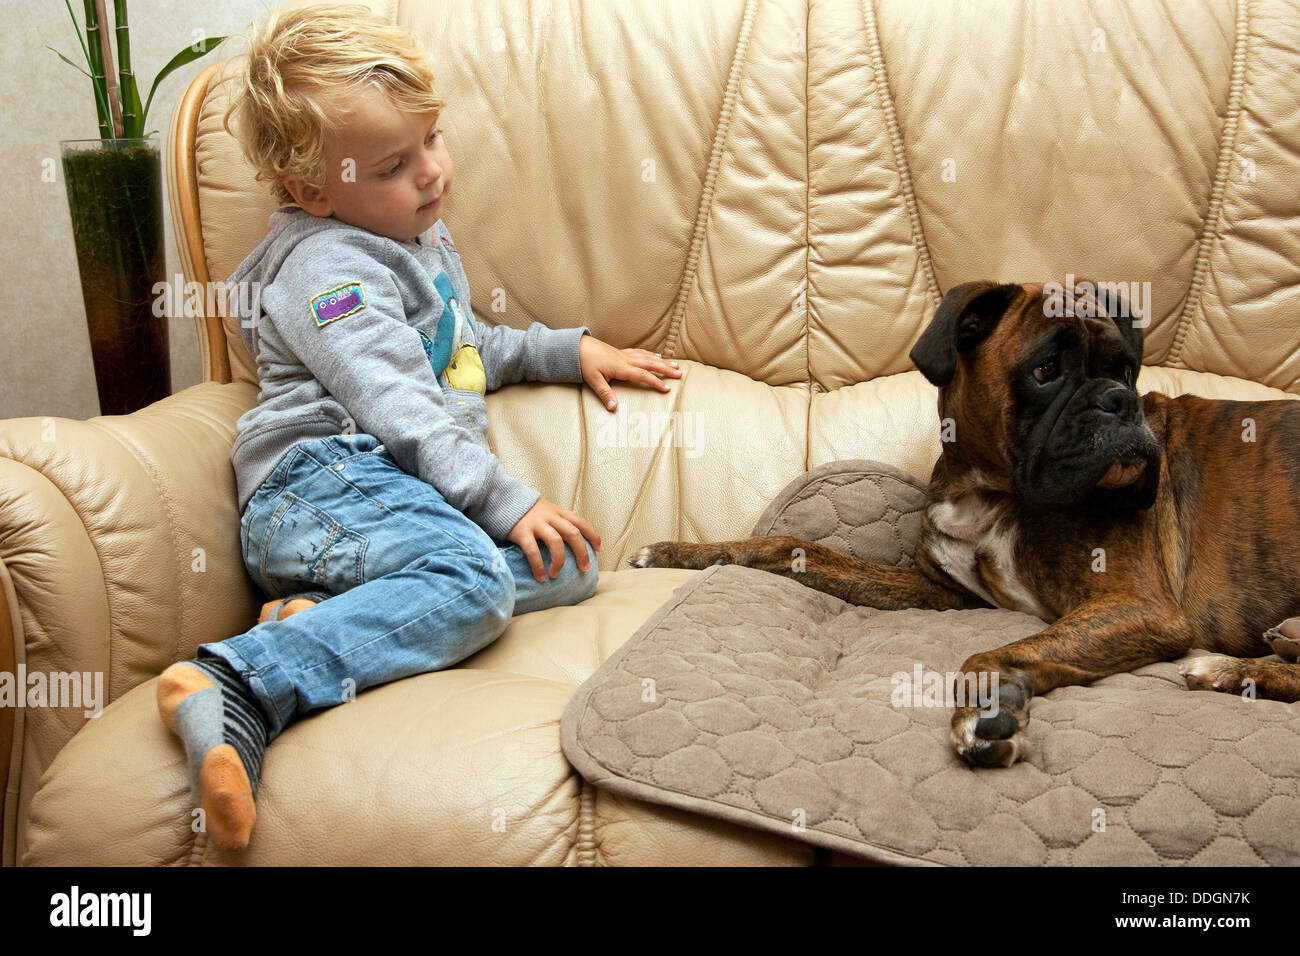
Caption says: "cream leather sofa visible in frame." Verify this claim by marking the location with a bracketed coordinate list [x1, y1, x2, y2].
[4, 0, 1299, 866]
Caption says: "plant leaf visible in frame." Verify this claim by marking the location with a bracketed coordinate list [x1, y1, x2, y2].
[46, 44, 94, 80]
[141, 36, 227, 133]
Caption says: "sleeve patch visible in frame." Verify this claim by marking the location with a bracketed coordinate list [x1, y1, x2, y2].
[311, 282, 365, 327]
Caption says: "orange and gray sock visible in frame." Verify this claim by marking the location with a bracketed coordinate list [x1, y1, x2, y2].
[157, 655, 270, 851]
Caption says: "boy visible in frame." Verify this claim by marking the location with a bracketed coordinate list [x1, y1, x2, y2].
[157, 2, 681, 851]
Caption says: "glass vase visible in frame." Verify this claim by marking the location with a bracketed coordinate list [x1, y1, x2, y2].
[60, 136, 170, 416]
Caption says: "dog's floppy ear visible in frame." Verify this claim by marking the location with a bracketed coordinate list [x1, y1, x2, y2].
[910, 281, 1021, 386]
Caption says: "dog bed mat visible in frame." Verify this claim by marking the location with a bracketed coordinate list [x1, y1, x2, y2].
[561, 460, 1300, 865]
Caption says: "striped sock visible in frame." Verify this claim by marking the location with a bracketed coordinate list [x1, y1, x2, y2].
[157, 655, 270, 850]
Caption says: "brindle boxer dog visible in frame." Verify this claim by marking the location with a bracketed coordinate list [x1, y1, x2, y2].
[629, 279, 1300, 768]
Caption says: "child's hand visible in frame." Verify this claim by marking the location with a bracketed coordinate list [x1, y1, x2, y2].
[507, 496, 602, 583]
[579, 335, 682, 411]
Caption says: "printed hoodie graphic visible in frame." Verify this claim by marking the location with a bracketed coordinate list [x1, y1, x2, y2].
[417, 272, 486, 394]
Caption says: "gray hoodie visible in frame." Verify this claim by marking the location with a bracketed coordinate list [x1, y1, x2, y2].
[226, 207, 589, 541]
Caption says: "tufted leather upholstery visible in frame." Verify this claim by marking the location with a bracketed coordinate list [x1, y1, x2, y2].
[3, 0, 1298, 865]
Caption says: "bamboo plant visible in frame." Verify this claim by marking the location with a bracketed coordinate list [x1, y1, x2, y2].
[50, 0, 228, 415]
[49, 0, 226, 141]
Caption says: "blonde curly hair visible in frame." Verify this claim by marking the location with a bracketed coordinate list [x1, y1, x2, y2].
[221, 1, 445, 206]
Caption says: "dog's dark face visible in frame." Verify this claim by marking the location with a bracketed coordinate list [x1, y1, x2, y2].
[910, 280, 1161, 513]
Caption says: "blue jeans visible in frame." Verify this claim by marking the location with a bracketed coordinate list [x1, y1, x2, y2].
[199, 433, 599, 740]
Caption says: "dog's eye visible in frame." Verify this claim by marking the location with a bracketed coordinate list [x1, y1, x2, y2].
[1033, 360, 1059, 384]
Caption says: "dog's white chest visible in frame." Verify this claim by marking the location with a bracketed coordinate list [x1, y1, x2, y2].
[924, 496, 1051, 620]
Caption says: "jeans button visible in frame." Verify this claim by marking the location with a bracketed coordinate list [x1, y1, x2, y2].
[332, 462, 345, 472]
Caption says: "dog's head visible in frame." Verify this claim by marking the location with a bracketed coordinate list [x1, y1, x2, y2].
[909, 279, 1160, 513]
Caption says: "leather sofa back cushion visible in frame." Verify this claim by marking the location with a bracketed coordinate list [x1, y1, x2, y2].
[197, 0, 1300, 396]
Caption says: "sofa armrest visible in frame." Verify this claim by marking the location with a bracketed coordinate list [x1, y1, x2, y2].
[0, 381, 261, 865]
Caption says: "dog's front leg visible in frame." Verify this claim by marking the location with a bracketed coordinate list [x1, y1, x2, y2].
[630, 535, 977, 611]
[950, 596, 1193, 767]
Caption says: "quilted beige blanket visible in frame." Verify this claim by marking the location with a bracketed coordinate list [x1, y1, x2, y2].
[561, 461, 1300, 865]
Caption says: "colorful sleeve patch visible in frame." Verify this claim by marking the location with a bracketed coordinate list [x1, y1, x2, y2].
[311, 282, 365, 327]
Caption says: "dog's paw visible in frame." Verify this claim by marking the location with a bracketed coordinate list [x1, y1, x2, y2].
[1180, 655, 1247, 693]
[1263, 617, 1300, 662]
[950, 671, 1031, 768]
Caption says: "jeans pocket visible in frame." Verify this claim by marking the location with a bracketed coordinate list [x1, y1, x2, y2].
[256, 490, 369, 598]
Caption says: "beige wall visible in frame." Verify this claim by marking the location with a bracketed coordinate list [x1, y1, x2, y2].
[0, 0, 274, 419]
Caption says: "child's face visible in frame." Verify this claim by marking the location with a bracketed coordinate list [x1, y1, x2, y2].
[284, 84, 453, 243]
